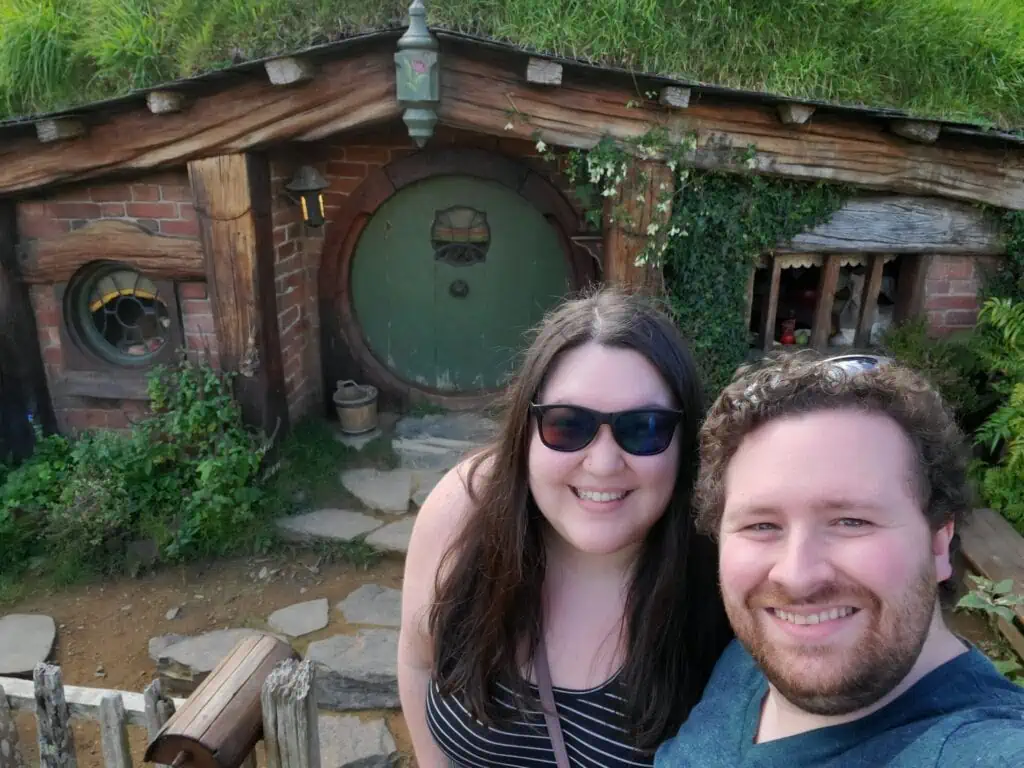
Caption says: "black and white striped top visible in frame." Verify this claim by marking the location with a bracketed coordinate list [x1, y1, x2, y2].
[426, 673, 653, 768]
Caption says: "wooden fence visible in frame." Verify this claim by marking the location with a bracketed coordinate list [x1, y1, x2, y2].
[0, 657, 321, 768]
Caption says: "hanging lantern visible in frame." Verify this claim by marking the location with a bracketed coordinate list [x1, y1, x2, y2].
[394, 0, 440, 147]
[285, 165, 329, 228]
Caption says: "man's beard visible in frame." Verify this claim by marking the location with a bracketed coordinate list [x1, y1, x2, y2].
[725, 564, 937, 715]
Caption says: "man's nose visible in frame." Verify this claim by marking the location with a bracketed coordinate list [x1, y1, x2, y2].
[767, 527, 836, 601]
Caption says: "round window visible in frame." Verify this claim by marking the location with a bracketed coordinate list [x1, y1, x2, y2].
[66, 263, 172, 366]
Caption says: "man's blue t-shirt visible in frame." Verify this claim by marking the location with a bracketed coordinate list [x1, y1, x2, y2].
[655, 639, 1024, 767]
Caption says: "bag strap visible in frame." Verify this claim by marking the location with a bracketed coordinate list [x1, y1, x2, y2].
[535, 635, 572, 768]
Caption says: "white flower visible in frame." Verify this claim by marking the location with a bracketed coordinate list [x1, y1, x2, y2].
[657, 201, 670, 213]
[646, 223, 660, 236]
[667, 160, 677, 171]
[535, 140, 547, 153]
[602, 186, 618, 197]
[669, 226, 681, 237]
[503, 122, 514, 131]
[744, 156, 756, 170]
[636, 194, 646, 203]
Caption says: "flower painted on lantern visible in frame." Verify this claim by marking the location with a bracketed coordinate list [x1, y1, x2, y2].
[412, 59, 428, 74]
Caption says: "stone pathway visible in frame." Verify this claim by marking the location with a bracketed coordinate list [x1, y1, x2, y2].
[319, 713, 398, 767]
[0, 613, 56, 676]
[268, 598, 329, 637]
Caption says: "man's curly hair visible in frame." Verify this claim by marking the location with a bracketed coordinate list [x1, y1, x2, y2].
[694, 352, 974, 537]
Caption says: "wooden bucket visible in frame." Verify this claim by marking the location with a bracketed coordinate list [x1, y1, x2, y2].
[333, 380, 379, 434]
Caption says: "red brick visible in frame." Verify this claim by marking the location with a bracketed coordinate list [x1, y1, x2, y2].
[127, 202, 178, 219]
[279, 306, 300, 333]
[131, 185, 160, 202]
[89, 185, 132, 203]
[343, 146, 391, 164]
[949, 279, 978, 295]
[51, 202, 101, 220]
[944, 310, 979, 326]
[272, 207, 296, 229]
[925, 295, 979, 311]
[326, 178, 363, 196]
[160, 219, 200, 237]
[36, 307, 60, 328]
[43, 346, 63, 365]
[178, 282, 207, 300]
[105, 409, 130, 429]
[100, 202, 126, 217]
[931, 258, 973, 281]
[925, 279, 950, 296]
[326, 161, 368, 178]
[183, 313, 216, 335]
[178, 203, 197, 220]
[276, 240, 298, 263]
[161, 185, 193, 202]
[273, 226, 289, 246]
[18, 215, 69, 239]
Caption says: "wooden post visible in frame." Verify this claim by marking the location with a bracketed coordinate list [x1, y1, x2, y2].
[98, 694, 132, 768]
[811, 254, 841, 350]
[188, 153, 289, 438]
[760, 257, 782, 352]
[894, 254, 932, 324]
[854, 254, 887, 348]
[0, 201, 56, 463]
[143, 681, 174, 768]
[34, 664, 76, 768]
[602, 159, 673, 293]
[0, 684, 27, 768]
[260, 659, 321, 768]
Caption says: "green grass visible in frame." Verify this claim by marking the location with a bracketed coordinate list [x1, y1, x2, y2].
[0, 0, 1021, 128]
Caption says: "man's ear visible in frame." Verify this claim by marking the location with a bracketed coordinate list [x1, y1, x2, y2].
[932, 520, 955, 582]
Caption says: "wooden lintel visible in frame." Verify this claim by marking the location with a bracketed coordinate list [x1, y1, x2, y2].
[264, 57, 315, 86]
[188, 153, 289, 438]
[146, 90, 188, 115]
[526, 57, 562, 86]
[659, 87, 691, 109]
[36, 118, 85, 143]
[777, 103, 815, 125]
[20, 219, 204, 284]
[810, 254, 841, 349]
[891, 119, 941, 144]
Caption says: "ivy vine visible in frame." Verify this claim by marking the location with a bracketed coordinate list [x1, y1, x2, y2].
[983, 210, 1024, 303]
[540, 131, 850, 395]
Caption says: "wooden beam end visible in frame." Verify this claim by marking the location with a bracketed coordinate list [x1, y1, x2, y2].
[35, 118, 85, 143]
[146, 90, 188, 115]
[777, 103, 816, 125]
[890, 119, 941, 144]
[264, 57, 315, 86]
[659, 86, 691, 109]
[526, 57, 562, 86]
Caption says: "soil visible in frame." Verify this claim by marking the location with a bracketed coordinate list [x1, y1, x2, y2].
[4, 550, 414, 768]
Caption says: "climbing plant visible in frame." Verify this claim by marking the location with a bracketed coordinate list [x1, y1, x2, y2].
[543, 131, 850, 395]
[982, 210, 1024, 304]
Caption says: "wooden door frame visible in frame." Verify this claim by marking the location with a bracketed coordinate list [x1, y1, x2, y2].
[318, 146, 594, 410]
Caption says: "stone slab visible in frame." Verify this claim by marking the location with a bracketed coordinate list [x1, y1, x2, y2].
[365, 519, 414, 555]
[394, 412, 499, 442]
[306, 629, 398, 711]
[340, 469, 415, 513]
[337, 585, 401, 628]
[334, 428, 384, 451]
[148, 628, 267, 694]
[318, 713, 398, 768]
[268, 598, 329, 637]
[0, 614, 56, 676]
[275, 509, 383, 543]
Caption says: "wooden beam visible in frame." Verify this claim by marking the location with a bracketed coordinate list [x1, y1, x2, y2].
[188, 153, 289, 437]
[811, 254, 841, 349]
[602, 160, 673, 292]
[659, 87, 691, 109]
[854, 254, 886, 347]
[781, 196, 1004, 255]
[894, 254, 932, 324]
[0, 51, 399, 196]
[526, 57, 562, 86]
[760, 257, 782, 351]
[0, 201, 57, 463]
[146, 91, 187, 115]
[20, 220, 205, 284]
[438, 54, 1024, 211]
[0, 676, 186, 726]
[744, 266, 756, 332]
[891, 119, 941, 144]
[264, 57, 315, 86]
[36, 118, 85, 144]
[777, 103, 815, 125]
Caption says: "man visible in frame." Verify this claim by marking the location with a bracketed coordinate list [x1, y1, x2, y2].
[656, 354, 1024, 766]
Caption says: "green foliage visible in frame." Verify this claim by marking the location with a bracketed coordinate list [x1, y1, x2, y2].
[980, 210, 1024, 304]
[956, 574, 1024, 686]
[1, 1, 1023, 126]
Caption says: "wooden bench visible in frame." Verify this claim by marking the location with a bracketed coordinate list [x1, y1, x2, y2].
[958, 508, 1024, 660]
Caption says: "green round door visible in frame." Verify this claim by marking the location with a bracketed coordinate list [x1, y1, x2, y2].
[351, 176, 571, 393]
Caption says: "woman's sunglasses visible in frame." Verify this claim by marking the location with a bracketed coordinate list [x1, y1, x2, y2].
[529, 403, 682, 456]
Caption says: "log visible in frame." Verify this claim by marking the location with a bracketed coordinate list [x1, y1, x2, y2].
[894, 254, 931, 323]
[265, 58, 315, 86]
[188, 153, 289, 437]
[34, 664, 77, 768]
[659, 87, 691, 109]
[810, 254, 841, 349]
[20, 219, 205, 284]
[526, 58, 562, 86]
[36, 119, 85, 144]
[0, 684, 27, 768]
[601, 159, 673, 292]
[891, 119, 941, 144]
[147, 91, 188, 115]
[0, 52, 398, 195]
[777, 103, 815, 125]
[438, 54, 1024, 210]
[854, 254, 886, 348]
[781, 196, 1004, 255]
[260, 660, 320, 768]
[98, 694, 132, 768]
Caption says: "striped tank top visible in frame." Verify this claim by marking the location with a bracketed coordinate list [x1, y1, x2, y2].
[426, 673, 653, 767]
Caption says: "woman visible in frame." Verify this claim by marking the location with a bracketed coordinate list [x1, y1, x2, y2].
[398, 287, 732, 767]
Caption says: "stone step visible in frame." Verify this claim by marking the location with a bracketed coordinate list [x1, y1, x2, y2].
[318, 712, 398, 767]
[307, 629, 399, 711]
[275, 509, 385, 543]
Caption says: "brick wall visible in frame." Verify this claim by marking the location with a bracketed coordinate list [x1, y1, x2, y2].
[17, 171, 218, 433]
[923, 255, 988, 335]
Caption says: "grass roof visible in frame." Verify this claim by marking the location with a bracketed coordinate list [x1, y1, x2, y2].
[1, 0, 1022, 130]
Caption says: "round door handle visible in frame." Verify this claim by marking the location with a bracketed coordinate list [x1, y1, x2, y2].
[449, 279, 469, 298]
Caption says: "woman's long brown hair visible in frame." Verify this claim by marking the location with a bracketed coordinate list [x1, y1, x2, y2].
[428, 287, 733, 750]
